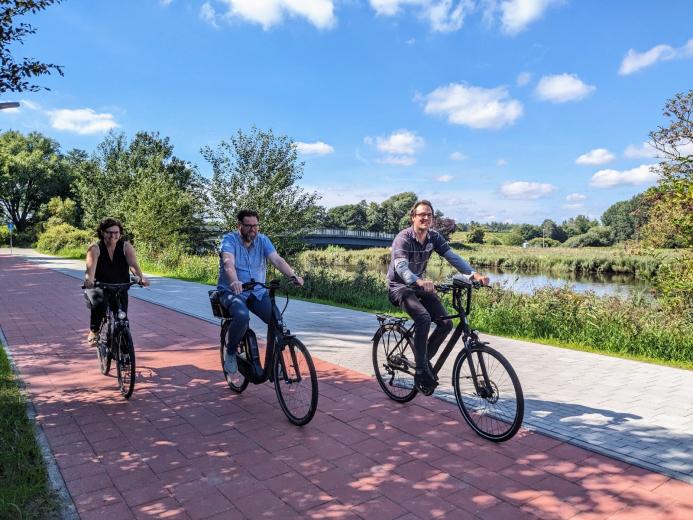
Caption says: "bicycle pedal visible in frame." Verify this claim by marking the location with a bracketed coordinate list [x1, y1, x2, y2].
[418, 383, 436, 396]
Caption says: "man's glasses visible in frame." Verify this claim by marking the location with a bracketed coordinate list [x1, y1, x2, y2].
[414, 213, 433, 219]
[241, 223, 259, 230]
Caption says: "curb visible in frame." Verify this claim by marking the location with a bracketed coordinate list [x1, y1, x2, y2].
[0, 327, 79, 520]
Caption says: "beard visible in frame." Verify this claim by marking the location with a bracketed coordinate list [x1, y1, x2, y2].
[241, 229, 256, 242]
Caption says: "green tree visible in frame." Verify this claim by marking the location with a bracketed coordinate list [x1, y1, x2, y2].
[0, 131, 70, 231]
[202, 127, 320, 254]
[561, 215, 596, 238]
[327, 202, 368, 229]
[1, 0, 64, 93]
[541, 219, 567, 242]
[641, 90, 693, 247]
[467, 226, 485, 244]
[380, 192, 417, 233]
[601, 193, 650, 243]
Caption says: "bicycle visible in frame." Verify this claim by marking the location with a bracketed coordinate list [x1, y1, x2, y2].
[208, 279, 319, 426]
[85, 280, 141, 399]
[372, 274, 524, 442]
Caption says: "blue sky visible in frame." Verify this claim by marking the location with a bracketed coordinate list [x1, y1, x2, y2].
[2, 0, 692, 224]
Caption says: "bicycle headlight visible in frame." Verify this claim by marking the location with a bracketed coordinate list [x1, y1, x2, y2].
[117, 310, 127, 320]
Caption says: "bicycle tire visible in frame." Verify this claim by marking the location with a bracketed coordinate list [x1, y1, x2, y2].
[115, 327, 136, 399]
[452, 343, 524, 442]
[273, 338, 318, 426]
[372, 324, 418, 403]
[220, 340, 249, 393]
[96, 322, 111, 375]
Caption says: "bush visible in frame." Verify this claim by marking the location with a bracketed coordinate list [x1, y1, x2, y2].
[527, 237, 560, 248]
[0, 227, 8, 245]
[35, 223, 93, 254]
[563, 227, 613, 247]
[467, 227, 485, 244]
[487, 237, 502, 246]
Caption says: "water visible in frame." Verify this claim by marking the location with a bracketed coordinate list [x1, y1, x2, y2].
[344, 262, 652, 298]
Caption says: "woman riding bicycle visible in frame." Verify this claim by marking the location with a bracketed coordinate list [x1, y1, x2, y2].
[83, 218, 149, 344]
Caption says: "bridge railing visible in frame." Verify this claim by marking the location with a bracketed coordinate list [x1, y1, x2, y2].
[306, 228, 396, 240]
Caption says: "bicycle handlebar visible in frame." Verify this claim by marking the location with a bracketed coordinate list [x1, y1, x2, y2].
[241, 277, 302, 292]
[82, 280, 143, 290]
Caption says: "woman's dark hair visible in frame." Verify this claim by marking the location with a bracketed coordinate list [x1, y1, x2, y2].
[409, 200, 434, 221]
[237, 209, 259, 222]
[96, 217, 124, 240]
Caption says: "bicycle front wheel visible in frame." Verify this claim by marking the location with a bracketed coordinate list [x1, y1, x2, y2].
[273, 338, 318, 426]
[372, 324, 418, 403]
[452, 344, 524, 442]
[114, 328, 136, 399]
[220, 340, 248, 393]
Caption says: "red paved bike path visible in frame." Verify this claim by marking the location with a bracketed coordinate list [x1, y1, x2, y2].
[1, 253, 691, 520]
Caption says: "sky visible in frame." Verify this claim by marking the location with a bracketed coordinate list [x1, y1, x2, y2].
[1, 0, 692, 225]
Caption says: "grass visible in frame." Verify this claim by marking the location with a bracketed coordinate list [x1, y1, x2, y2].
[0, 340, 60, 520]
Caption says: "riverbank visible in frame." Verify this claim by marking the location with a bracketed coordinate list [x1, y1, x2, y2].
[36, 246, 693, 369]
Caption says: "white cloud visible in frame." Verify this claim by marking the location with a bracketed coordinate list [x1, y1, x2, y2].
[575, 148, 614, 165]
[562, 203, 584, 210]
[436, 174, 453, 182]
[624, 141, 658, 159]
[535, 73, 595, 103]
[159, 0, 174, 6]
[450, 151, 468, 160]
[497, 0, 559, 35]
[589, 164, 659, 188]
[365, 129, 424, 166]
[47, 108, 119, 134]
[200, 2, 219, 28]
[294, 141, 334, 155]
[421, 83, 523, 129]
[516, 71, 532, 86]
[618, 39, 693, 75]
[369, 1, 473, 33]
[213, 0, 336, 30]
[496, 158, 507, 166]
[565, 193, 586, 202]
[500, 181, 556, 199]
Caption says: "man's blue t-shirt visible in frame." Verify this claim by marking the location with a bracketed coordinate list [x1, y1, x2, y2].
[217, 232, 276, 300]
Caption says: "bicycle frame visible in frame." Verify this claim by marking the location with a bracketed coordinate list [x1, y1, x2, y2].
[219, 281, 296, 385]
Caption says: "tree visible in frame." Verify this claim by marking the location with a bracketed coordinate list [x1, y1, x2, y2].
[561, 215, 596, 238]
[379, 192, 417, 233]
[202, 127, 320, 254]
[541, 219, 567, 242]
[1, 0, 64, 93]
[467, 226, 485, 244]
[0, 131, 70, 231]
[433, 216, 456, 240]
[641, 90, 693, 247]
[74, 131, 209, 252]
[601, 193, 650, 243]
[327, 202, 367, 229]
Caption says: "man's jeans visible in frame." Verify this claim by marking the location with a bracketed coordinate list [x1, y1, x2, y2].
[389, 287, 453, 372]
[220, 291, 273, 353]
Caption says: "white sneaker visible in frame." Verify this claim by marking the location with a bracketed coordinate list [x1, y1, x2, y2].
[223, 349, 237, 374]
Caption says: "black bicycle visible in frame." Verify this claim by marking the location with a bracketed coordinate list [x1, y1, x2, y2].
[86, 280, 141, 399]
[372, 274, 524, 442]
[209, 280, 318, 426]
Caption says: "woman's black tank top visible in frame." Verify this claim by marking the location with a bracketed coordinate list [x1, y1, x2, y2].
[95, 240, 130, 283]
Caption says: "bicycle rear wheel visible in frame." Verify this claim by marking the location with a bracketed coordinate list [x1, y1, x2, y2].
[273, 338, 318, 426]
[96, 322, 111, 375]
[114, 328, 136, 399]
[372, 324, 418, 403]
[452, 343, 524, 442]
[220, 340, 249, 393]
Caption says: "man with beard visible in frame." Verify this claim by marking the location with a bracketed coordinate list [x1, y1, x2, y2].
[217, 209, 304, 373]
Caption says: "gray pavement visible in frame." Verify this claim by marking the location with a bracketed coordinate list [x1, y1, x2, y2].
[4, 247, 692, 483]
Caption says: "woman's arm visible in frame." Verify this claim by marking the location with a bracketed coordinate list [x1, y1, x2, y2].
[84, 244, 100, 288]
[123, 242, 150, 286]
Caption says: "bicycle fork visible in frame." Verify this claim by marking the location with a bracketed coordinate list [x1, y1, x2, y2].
[465, 338, 496, 401]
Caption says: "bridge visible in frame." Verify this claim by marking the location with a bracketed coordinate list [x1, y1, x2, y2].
[302, 228, 395, 248]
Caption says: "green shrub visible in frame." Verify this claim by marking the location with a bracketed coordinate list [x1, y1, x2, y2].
[0, 227, 8, 246]
[527, 237, 560, 248]
[35, 223, 93, 254]
[563, 226, 613, 247]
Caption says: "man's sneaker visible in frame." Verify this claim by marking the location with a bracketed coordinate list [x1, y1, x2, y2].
[87, 331, 98, 345]
[415, 366, 437, 394]
[223, 348, 238, 374]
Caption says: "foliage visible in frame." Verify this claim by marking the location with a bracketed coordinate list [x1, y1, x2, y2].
[563, 226, 613, 247]
[651, 250, 693, 322]
[38, 196, 77, 229]
[527, 237, 560, 247]
[324, 192, 418, 234]
[35, 222, 92, 253]
[0, 343, 60, 519]
[433, 216, 456, 240]
[327, 201, 368, 230]
[561, 215, 598, 238]
[541, 219, 567, 242]
[601, 193, 651, 243]
[73, 131, 209, 253]
[641, 91, 693, 246]
[503, 228, 524, 246]
[0, 131, 70, 232]
[467, 226, 485, 244]
[0, 0, 64, 93]
[202, 127, 320, 254]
